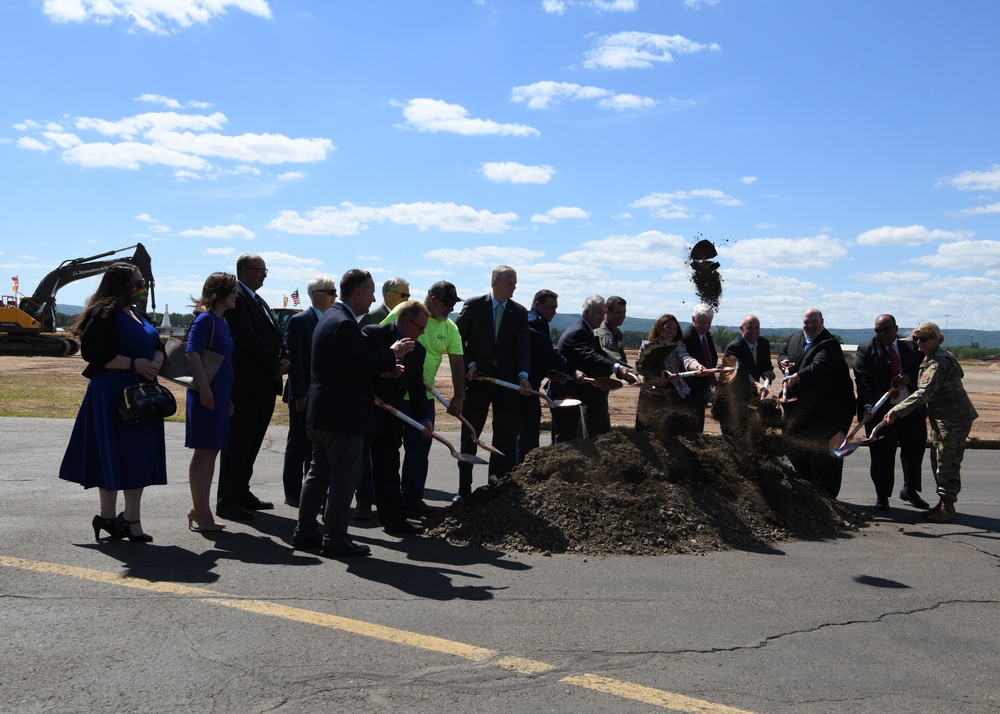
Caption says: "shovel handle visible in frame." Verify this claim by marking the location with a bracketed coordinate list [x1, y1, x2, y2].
[475, 375, 552, 404]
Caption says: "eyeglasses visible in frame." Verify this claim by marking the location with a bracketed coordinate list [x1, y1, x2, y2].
[247, 266, 268, 275]
[914, 336, 933, 343]
[404, 317, 427, 333]
[872, 327, 894, 333]
[393, 291, 411, 299]
[317, 289, 337, 296]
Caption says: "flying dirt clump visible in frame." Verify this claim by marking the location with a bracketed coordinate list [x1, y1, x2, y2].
[424, 429, 866, 556]
[687, 236, 723, 310]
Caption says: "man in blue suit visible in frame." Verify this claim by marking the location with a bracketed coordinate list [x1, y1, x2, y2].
[280, 275, 336, 507]
[292, 269, 414, 557]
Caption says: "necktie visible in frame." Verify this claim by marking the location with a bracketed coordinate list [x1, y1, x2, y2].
[888, 343, 900, 376]
[494, 302, 503, 338]
[750, 343, 757, 363]
[702, 335, 717, 386]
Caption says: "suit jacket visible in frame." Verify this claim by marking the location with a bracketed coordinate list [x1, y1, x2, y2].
[854, 337, 925, 421]
[362, 323, 433, 424]
[778, 328, 855, 433]
[527, 309, 575, 389]
[554, 316, 618, 403]
[725, 336, 774, 383]
[681, 325, 718, 399]
[358, 302, 390, 328]
[455, 294, 530, 381]
[282, 307, 320, 403]
[306, 302, 397, 435]
[225, 282, 285, 396]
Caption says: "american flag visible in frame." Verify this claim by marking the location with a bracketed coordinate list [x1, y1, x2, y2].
[290, 288, 300, 307]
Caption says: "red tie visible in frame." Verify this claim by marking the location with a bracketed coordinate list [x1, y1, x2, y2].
[702, 336, 717, 386]
[888, 343, 900, 376]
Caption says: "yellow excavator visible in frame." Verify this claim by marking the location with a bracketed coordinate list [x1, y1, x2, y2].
[0, 243, 155, 356]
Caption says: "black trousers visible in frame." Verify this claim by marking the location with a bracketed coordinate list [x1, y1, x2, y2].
[218, 389, 275, 510]
[458, 381, 518, 495]
[282, 401, 311, 504]
[551, 388, 609, 443]
[866, 411, 927, 499]
[368, 410, 408, 527]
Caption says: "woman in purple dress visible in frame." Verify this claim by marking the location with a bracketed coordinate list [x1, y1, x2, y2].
[60, 263, 167, 542]
[185, 273, 236, 531]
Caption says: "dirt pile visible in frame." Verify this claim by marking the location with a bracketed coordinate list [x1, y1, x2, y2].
[425, 429, 866, 556]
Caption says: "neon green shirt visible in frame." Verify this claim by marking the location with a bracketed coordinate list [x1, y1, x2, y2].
[381, 303, 463, 399]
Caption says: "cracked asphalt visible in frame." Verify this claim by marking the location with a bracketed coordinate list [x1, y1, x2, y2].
[1, 416, 998, 713]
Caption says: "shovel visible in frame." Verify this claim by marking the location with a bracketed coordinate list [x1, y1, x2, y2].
[668, 355, 740, 384]
[474, 375, 582, 409]
[828, 389, 892, 458]
[374, 397, 487, 465]
[423, 381, 504, 456]
[777, 370, 798, 403]
[849, 419, 889, 448]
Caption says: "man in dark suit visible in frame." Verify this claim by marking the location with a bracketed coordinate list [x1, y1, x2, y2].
[359, 276, 409, 328]
[778, 307, 856, 498]
[454, 265, 531, 497]
[517, 289, 583, 463]
[716, 314, 777, 436]
[681, 303, 719, 433]
[854, 314, 928, 511]
[551, 295, 636, 443]
[725, 314, 776, 394]
[363, 300, 433, 534]
[292, 269, 414, 557]
[217, 254, 289, 521]
[280, 275, 336, 507]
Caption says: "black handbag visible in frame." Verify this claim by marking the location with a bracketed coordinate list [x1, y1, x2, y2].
[117, 376, 177, 423]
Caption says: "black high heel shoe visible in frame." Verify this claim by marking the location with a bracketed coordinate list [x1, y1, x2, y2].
[92, 515, 123, 542]
[116, 513, 153, 542]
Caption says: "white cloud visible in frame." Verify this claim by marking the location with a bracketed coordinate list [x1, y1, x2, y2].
[597, 93, 657, 111]
[178, 224, 256, 240]
[135, 213, 157, 223]
[258, 251, 323, 267]
[740, 176, 757, 184]
[856, 225, 972, 246]
[42, 131, 82, 148]
[957, 201, 1000, 216]
[510, 81, 611, 110]
[268, 201, 519, 236]
[909, 240, 1000, 269]
[558, 230, 687, 270]
[42, 0, 273, 35]
[586, 0, 638, 11]
[946, 164, 1000, 192]
[423, 246, 545, 266]
[205, 247, 235, 256]
[631, 188, 742, 218]
[149, 224, 171, 233]
[16, 137, 51, 152]
[541, 0, 566, 14]
[16, 105, 335, 178]
[396, 98, 539, 137]
[685, 0, 719, 8]
[481, 161, 555, 184]
[13, 120, 43, 130]
[582, 31, 721, 70]
[853, 270, 933, 284]
[754, 222, 777, 229]
[531, 206, 590, 223]
[277, 171, 305, 181]
[725, 235, 848, 269]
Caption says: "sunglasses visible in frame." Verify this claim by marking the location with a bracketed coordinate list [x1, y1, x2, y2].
[914, 336, 933, 343]
[247, 266, 268, 275]
[393, 291, 411, 299]
[872, 327, 894, 333]
[317, 289, 337, 296]
[132, 279, 147, 288]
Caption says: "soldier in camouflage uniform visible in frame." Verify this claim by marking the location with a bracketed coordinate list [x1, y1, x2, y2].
[594, 295, 629, 368]
[881, 322, 978, 523]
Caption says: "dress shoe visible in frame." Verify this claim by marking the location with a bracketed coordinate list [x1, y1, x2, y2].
[115, 513, 153, 542]
[353, 502, 373, 520]
[899, 489, 930, 509]
[874, 497, 890, 512]
[383, 521, 425, 536]
[92, 515, 123, 542]
[321, 540, 371, 557]
[291, 529, 323, 549]
[284, 498, 300, 508]
[242, 493, 274, 511]
[403, 499, 439, 517]
[217, 505, 254, 521]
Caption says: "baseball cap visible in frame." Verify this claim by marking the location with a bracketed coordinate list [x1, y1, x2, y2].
[428, 280, 462, 306]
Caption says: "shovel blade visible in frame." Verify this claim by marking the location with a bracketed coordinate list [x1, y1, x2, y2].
[829, 442, 860, 459]
[476, 440, 504, 456]
[550, 398, 583, 408]
[456, 453, 489, 465]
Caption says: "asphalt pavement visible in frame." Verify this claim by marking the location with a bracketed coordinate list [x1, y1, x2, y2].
[1, 416, 998, 714]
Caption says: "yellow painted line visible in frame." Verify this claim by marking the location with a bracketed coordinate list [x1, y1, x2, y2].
[563, 674, 755, 714]
[2, 555, 754, 713]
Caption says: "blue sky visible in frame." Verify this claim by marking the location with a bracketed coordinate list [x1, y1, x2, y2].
[2, 0, 998, 331]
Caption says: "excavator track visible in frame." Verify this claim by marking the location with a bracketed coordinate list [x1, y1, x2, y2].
[0, 334, 77, 356]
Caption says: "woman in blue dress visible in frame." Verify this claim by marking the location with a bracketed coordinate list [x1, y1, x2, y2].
[185, 272, 236, 531]
[60, 263, 167, 542]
